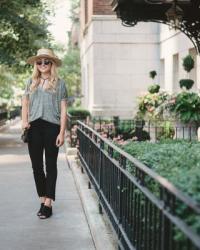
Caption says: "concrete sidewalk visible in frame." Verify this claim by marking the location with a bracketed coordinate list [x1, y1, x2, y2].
[0, 119, 95, 250]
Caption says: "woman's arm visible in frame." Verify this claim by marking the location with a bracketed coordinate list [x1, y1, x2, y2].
[56, 100, 67, 147]
[21, 96, 30, 129]
[60, 100, 67, 135]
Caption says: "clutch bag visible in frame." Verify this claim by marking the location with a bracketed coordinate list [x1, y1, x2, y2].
[21, 128, 29, 143]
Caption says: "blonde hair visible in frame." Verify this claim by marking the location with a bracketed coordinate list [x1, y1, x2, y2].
[30, 60, 59, 92]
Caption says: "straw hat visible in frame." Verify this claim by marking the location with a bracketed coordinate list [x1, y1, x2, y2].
[27, 48, 62, 67]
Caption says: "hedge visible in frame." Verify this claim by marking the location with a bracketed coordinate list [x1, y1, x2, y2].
[121, 139, 200, 203]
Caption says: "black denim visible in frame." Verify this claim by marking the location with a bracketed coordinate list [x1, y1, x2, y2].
[27, 119, 60, 201]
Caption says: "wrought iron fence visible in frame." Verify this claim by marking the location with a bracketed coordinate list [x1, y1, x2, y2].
[0, 111, 8, 126]
[8, 107, 21, 120]
[0, 107, 21, 127]
[77, 121, 200, 250]
[89, 117, 199, 142]
[67, 113, 88, 147]
[67, 115, 199, 148]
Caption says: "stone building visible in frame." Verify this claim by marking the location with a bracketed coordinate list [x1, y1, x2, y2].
[80, 0, 200, 118]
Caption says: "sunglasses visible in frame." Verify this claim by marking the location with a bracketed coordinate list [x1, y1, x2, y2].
[36, 60, 52, 66]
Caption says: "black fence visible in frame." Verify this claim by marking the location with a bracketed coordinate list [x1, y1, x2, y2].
[0, 111, 8, 126]
[77, 121, 200, 250]
[0, 107, 21, 127]
[8, 107, 21, 120]
[67, 113, 88, 147]
[67, 116, 199, 148]
[89, 117, 199, 142]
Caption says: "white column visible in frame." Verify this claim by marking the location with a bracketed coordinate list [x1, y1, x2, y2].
[164, 55, 173, 93]
[196, 55, 200, 90]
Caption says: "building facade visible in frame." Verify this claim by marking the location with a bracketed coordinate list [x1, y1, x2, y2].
[80, 0, 200, 118]
[159, 25, 200, 93]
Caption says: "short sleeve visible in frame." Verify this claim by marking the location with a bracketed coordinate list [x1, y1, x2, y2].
[22, 78, 31, 98]
[60, 80, 68, 101]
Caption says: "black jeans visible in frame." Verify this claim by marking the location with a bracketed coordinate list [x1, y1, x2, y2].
[28, 119, 60, 201]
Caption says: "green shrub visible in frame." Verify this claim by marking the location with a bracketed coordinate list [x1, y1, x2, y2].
[157, 121, 175, 140]
[120, 140, 200, 236]
[117, 121, 135, 140]
[179, 79, 194, 90]
[138, 91, 169, 120]
[67, 107, 90, 118]
[148, 84, 160, 94]
[171, 92, 200, 123]
[121, 140, 200, 203]
[149, 70, 157, 79]
[182, 55, 194, 73]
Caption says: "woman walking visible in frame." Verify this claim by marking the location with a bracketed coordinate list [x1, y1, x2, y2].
[21, 48, 68, 219]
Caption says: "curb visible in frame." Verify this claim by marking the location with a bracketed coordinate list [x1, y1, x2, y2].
[65, 146, 118, 250]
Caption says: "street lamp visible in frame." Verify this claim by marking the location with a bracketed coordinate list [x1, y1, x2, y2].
[165, 0, 184, 29]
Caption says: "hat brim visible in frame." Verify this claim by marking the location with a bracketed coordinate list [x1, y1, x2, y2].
[27, 55, 62, 67]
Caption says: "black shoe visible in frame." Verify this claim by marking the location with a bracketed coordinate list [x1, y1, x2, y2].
[39, 205, 52, 219]
[37, 203, 44, 216]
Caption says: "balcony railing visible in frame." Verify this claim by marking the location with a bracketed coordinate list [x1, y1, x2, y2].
[77, 121, 200, 250]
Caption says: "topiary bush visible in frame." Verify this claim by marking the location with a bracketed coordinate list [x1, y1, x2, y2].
[179, 79, 194, 90]
[148, 84, 160, 94]
[178, 55, 195, 91]
[67, 107, 90, 118]
[149, 70, 157, 79]
[182, 55, 194, 73]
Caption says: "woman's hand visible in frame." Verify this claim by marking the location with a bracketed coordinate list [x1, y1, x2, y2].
[22, 121, 30, 130]
[56, 133, 65, 147]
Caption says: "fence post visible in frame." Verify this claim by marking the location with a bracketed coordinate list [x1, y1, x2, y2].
[98, 139, 104, 214]
[113, 116, 119, 137]
[118, 154, 126, 244]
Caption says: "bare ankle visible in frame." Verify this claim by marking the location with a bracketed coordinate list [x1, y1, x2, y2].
[44, 198, 52, 207]
[40, 196, 46, 203]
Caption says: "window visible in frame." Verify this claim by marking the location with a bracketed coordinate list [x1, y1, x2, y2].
[173, 53, 179, 92]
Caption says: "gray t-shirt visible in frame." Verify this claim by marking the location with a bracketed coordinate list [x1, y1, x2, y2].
[23, 78, 68, 125]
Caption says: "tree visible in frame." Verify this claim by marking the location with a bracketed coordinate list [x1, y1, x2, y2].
[58, 0, 81, 107]
[0, 0, 51, 67]
[58, 45, 81, 105]
[69, 0, 80, 23]
[0, 0, 53, 105]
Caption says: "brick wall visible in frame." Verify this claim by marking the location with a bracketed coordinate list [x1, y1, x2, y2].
[80, 0, 114, 39]
[93, 0, 114, 15]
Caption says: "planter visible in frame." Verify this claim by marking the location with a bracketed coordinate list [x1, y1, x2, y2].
[174, 121, 198, 140]
[143, 121, 163, 142]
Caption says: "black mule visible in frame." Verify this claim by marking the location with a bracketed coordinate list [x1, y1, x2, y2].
[39, 205, 52, 219]
[37, 203, 44, 216]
